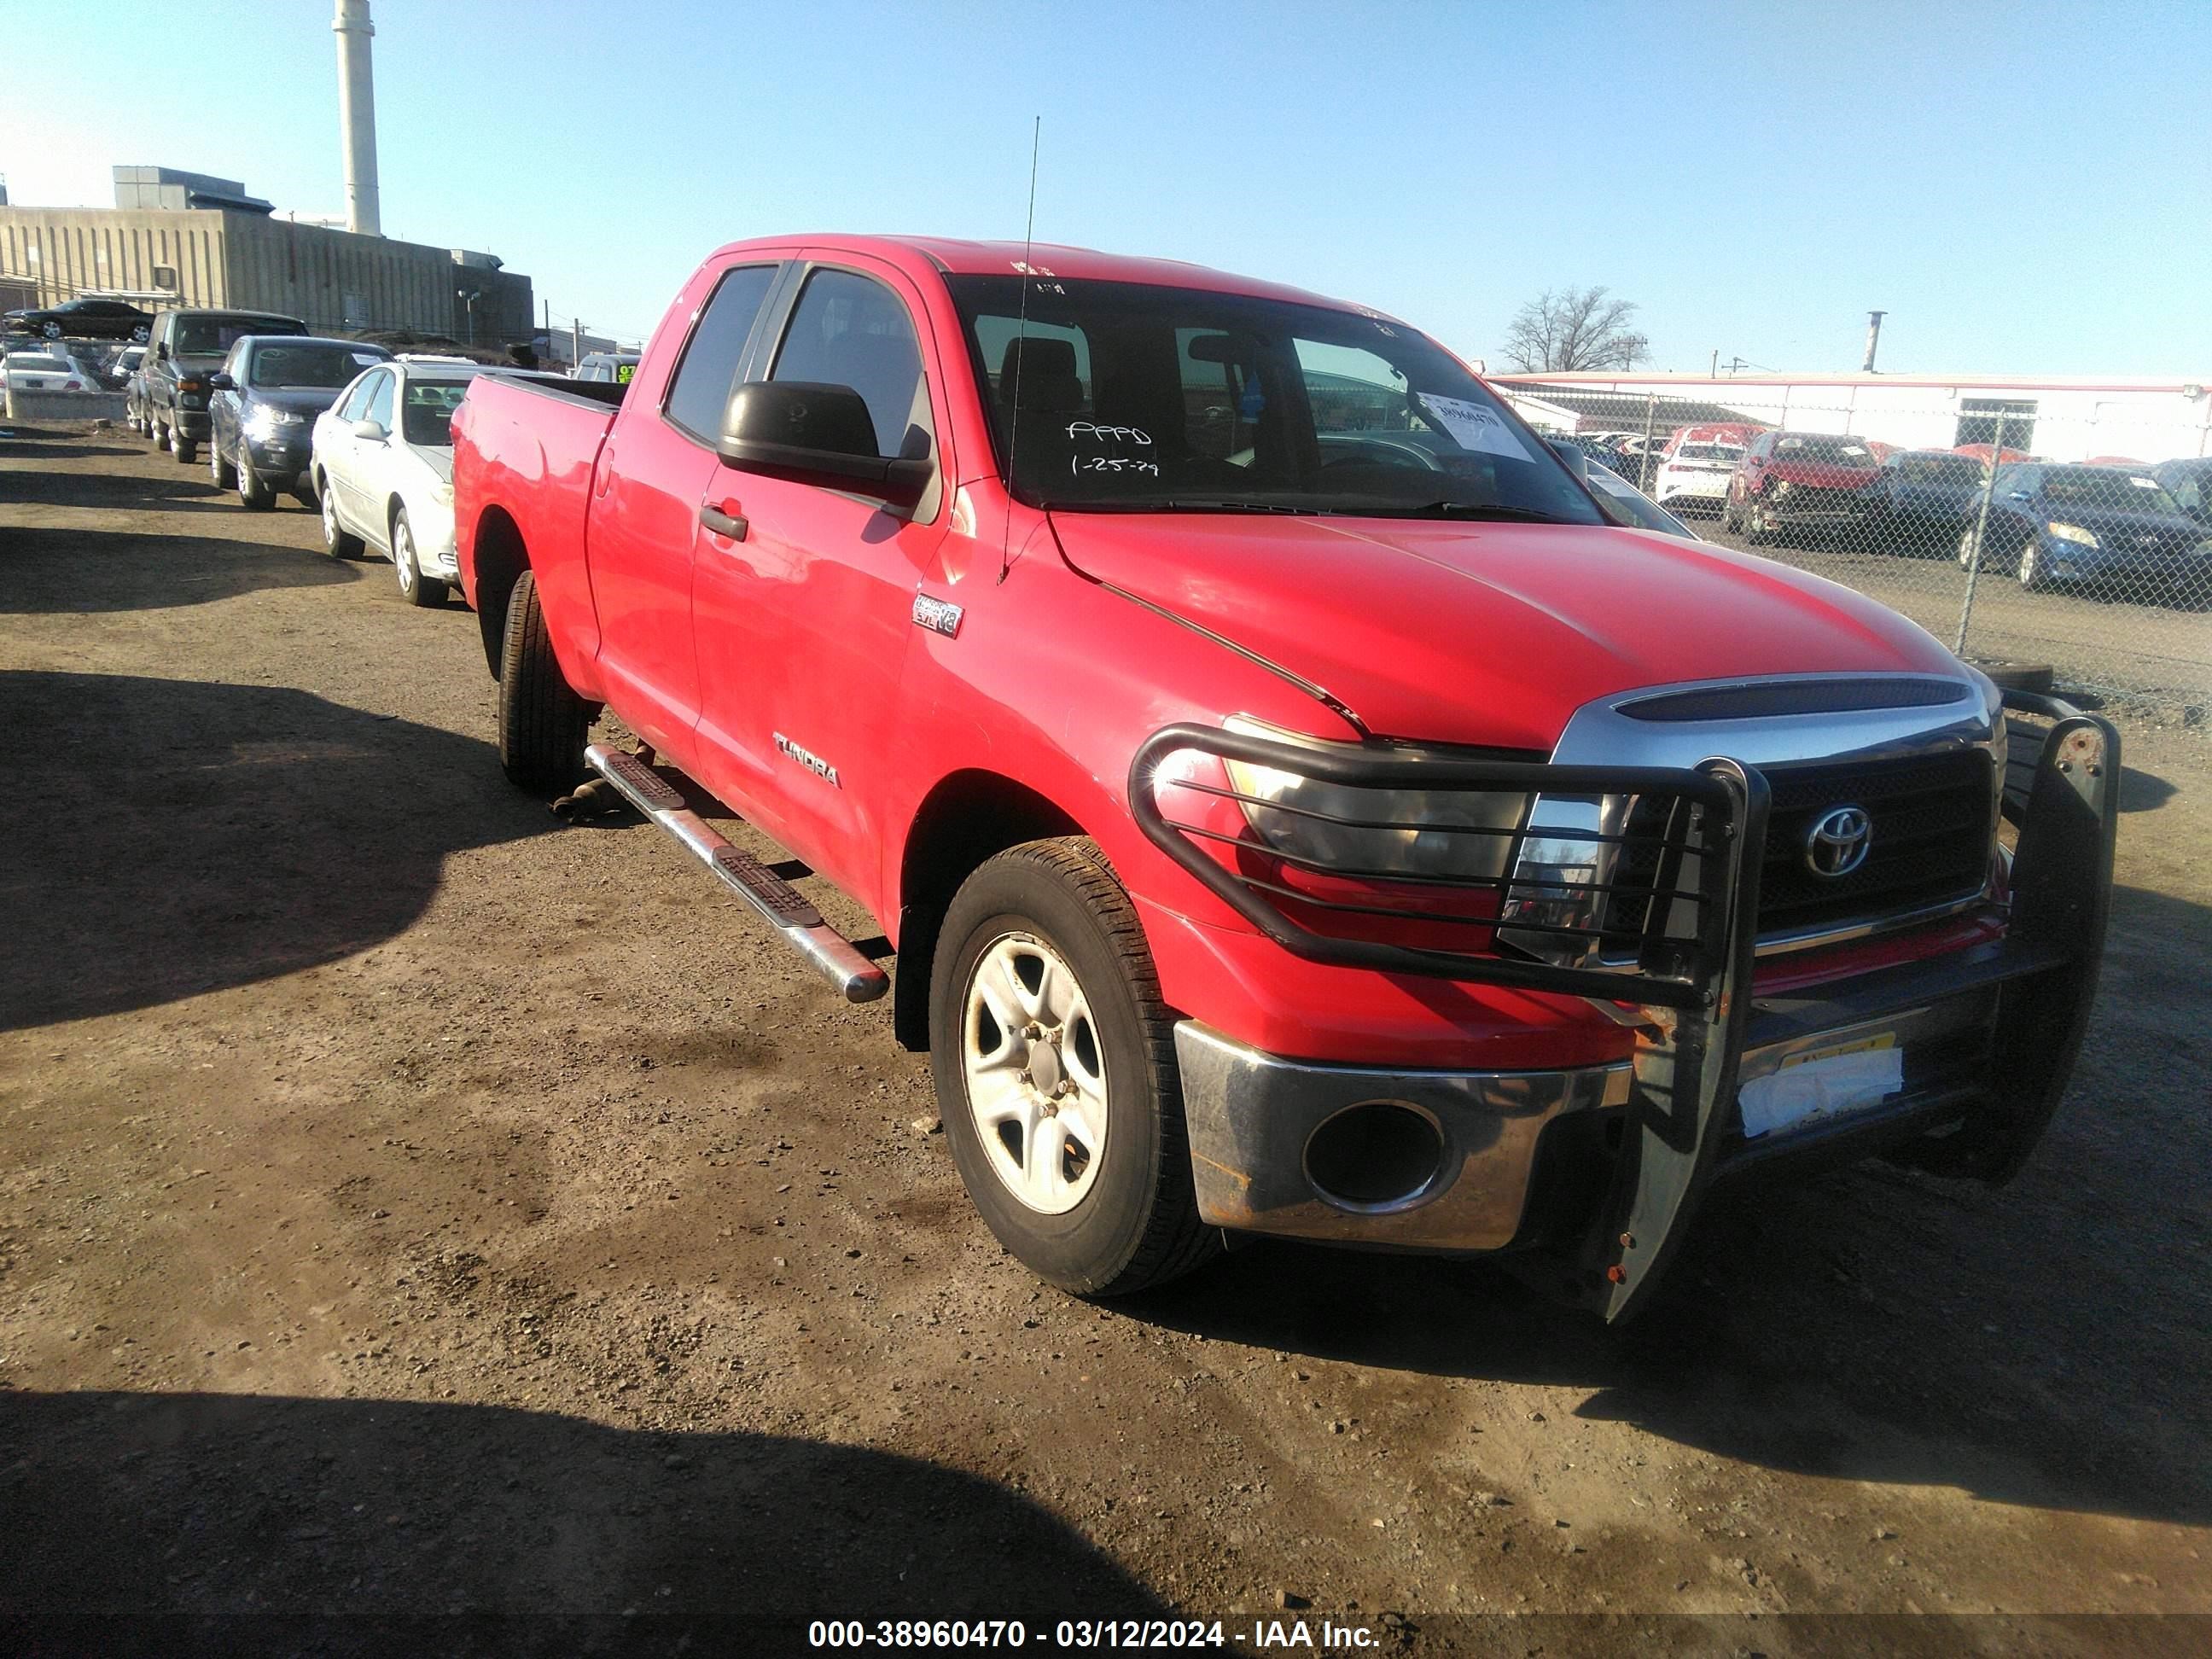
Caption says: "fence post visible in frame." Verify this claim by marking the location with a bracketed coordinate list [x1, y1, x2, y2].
[1953, 412, 2005, 655]
[1639, 393, 1657, 492]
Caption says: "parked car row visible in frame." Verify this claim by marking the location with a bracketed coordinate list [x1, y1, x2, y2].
[1536, 416, 2212, 604]
[112, 303, 504, 607]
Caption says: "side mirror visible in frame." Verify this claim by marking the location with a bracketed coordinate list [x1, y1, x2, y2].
[352, 419, 388, 442]
[1544, 436, 1589, 479]
[154, 342, 169, 360]
[717, 381, 930, 508]
[208, 372, 234, 391]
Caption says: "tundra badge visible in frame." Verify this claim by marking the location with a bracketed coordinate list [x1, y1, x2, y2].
[912, 593, 963, 637]
[774, 733, 841, 789]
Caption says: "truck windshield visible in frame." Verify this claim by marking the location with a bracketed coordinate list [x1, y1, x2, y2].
[946, 276, 1601, 523]
[175, 317, 304, 355]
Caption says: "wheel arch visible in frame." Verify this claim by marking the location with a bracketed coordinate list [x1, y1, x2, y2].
[889, 770, 1090, 1052]
[472, 504, 529, 679]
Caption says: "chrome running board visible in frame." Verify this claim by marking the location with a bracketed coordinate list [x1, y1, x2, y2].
[585, 743, 890, 1004]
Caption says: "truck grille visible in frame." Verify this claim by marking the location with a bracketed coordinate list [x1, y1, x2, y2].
[1603, 748, 1993, 952]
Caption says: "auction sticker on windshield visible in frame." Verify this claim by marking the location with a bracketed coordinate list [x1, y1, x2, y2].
[1417, 393, 1529, 460]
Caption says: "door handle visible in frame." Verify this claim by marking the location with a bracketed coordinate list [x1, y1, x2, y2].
[700, 502, 748, 541]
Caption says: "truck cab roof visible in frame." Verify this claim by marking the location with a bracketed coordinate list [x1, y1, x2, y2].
[703, 234, 1377, 317]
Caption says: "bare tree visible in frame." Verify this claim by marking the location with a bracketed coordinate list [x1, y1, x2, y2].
[1500, 286, 1650, 372]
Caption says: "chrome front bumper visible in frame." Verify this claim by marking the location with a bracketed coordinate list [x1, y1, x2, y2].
[1174, 1023, 1630, 1252]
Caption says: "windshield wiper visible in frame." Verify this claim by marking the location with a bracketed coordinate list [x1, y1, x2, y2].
[1389, 501, 1579, 523]
[1038, 498, 1330, 515]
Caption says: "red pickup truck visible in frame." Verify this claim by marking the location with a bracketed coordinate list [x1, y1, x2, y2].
[451, 236, 2116, 1319]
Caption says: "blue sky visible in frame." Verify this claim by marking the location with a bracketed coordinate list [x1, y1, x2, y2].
[3, 0, 2205, 375]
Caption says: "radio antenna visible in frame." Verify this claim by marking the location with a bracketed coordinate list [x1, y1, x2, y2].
[998, 115, 1041, 585]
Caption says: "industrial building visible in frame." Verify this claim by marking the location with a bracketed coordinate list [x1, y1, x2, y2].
[0, 4, 535, 352]
[0, 167, 534, 350]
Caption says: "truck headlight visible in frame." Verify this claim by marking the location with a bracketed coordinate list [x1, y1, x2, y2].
[1220, 719, 1528, 881]
[2047, 521, 2098, 548]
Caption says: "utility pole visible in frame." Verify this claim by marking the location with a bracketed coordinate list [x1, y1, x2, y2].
[570, 318, 582, 370]
[1709, 349, 1719, 379]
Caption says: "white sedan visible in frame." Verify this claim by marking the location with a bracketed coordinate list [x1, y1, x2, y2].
[311, 356, 483, 607]
[4, 349, 102, 395]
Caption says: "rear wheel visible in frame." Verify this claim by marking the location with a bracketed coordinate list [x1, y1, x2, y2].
[392, 508, 448, 608]
[319, 474, 365, 557]
[496, 568, 591, 791]
[131, 324, 150, 344]
[930, 838, 1217, 1296]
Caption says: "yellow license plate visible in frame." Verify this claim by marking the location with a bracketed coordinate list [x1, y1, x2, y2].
[1779, 1032, 1897, 1070]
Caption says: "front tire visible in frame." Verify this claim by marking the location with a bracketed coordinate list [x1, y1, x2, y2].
[496, 568, 591, 791]
[392, 508, 448, 608]
[170, 424, 196, 465]
[930, 839, 1216, 1297]
[238, 453, 276, 510]
[210, 440, 237, 491]
[2017, 538, 2048, 591]
[318, 474, 364, 557]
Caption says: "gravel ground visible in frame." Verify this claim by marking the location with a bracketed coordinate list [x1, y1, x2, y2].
[3, 424, 2208, 1654]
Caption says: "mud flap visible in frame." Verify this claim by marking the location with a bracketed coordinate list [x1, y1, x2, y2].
[1585, 759, 1769, 1322]
[1906, 709, 2119, 1182]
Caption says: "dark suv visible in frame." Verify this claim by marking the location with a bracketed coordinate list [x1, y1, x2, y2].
[136, 308, 306, 463]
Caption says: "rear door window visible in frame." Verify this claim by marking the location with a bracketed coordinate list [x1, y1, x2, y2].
[769, 268, 927, 459]
[664, 265, 779, 441]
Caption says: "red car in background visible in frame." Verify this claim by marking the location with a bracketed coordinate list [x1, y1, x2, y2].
[1720, 429, 1884, 541]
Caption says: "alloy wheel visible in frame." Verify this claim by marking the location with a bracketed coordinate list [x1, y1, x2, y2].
[960, 931, 1109, 1216]
[394, 518, 417, 597]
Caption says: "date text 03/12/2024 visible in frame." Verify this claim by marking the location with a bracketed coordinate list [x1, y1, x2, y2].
[806, 1617, 1387, 1648]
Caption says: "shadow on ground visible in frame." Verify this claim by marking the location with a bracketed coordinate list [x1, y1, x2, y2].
[0, 1388, 1161, 1644]
[0, 452, 247, 514]
[1130, 880, 2212, 1535]
[1, 527, 358, 612]
[0, 672, 551, 1029]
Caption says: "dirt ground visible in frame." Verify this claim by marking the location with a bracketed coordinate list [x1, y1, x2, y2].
[3, 424, 2208, 1655]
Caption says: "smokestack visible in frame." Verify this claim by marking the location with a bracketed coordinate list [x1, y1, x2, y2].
[334, 0, 381, 236]
[1861, 309, 1887, 374]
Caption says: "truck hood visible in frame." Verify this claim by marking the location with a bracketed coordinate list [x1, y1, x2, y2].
[1050, 512, 1961, 752]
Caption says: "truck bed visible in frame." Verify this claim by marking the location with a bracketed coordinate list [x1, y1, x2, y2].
[450, 370, 628, 687]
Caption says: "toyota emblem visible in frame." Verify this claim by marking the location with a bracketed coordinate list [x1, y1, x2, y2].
[1804, 805, 1872, 879]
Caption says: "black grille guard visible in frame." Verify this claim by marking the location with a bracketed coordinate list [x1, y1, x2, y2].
[1131, 690, 2119, 1319]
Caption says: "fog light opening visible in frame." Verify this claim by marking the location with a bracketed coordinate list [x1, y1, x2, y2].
[1303, 1101, 1447, 1214]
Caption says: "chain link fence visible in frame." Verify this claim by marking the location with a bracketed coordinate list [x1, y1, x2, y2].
[1513, 388, 2212, 737]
